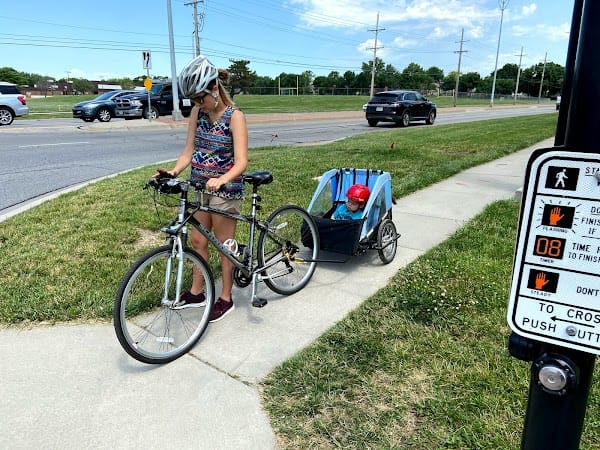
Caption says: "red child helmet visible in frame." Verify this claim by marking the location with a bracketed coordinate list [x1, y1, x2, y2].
[346, 184, 370, 205]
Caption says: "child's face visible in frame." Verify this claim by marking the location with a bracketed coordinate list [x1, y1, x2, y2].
[346, 200, 362, 212]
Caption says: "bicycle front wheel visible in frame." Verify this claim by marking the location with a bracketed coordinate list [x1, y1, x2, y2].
[258, 205, 319, 295]
[114, 245, 215, 364]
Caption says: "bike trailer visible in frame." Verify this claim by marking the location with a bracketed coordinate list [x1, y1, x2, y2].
[306, 168, 396, 257]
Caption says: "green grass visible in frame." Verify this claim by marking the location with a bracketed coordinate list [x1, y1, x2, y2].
[23, 93, 552, 119]
[3, 112, 586, 447]
[261, 199, 600, 449]
[0, 113, 556, 324]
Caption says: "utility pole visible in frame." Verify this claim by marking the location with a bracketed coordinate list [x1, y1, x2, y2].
[537, 52, 547, 104]
[65, 70, 71, 95]
[368, 12, 384, 97]
[185, 0, 204, 56]
[453, 28, 467, 107]
[490, 0, 510, 108]
[514, 47, 525, 105]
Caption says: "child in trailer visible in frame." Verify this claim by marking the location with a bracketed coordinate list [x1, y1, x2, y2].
[332, 184, 370, 220]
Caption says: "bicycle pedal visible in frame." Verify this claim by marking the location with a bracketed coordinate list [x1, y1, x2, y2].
[252, 297, 268, 308]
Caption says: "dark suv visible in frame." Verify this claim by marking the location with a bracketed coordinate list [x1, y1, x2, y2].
[114, 82, 192, 120]
[365, 90, 436, 127]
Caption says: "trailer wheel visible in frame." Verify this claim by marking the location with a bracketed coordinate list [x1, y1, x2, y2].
[377, 219, 398, 264]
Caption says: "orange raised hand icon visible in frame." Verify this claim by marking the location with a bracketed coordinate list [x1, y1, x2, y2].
[549, 207, 564, 226]
[535, 272, 550, 290]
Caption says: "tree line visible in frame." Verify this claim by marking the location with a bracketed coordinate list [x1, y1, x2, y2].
[1, 57, 564, 97]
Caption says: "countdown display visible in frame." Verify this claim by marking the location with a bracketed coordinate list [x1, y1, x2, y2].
[508, 149, 600, 355]
[532, 235, 566, 260]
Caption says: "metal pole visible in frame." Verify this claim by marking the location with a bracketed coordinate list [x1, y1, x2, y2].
[490, 0, 509, 108]
[564, 0, 600, 152]
[519, 345, 595, 450]
[167, 0, 182, 120]
[555, 0, 584, 146]
[514, 1, 599, 448]
[146, 67, 152, 122]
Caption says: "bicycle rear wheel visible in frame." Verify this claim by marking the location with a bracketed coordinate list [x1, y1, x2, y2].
[257, 204, 319, 295]
[114, 245, 215, 364]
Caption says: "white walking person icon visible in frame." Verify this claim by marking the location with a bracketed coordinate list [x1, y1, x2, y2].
[555, 168, 568, 188]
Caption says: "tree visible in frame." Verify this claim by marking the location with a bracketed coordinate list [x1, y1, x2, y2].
[520, 61, 564, 97]
[227, 59, 257, 93]
[342, 70, 356, 88]
[0, 67, 28, 85]
[460, 72, 481, 91]
[496, 63, 519, 80]
[441, 71, 458, 91]
[299, 70, 314, 90]
[426, 66, 444, 85]
[361, 58, 386, 90]
[399, 63, 435, 91]
[378, 64, 401, 90]
[72, 78, 94, 94]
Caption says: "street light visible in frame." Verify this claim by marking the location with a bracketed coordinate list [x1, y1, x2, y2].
[490, 0, 509, 108]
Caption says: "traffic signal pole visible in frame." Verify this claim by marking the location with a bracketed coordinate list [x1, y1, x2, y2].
[508, 1, 600, 448]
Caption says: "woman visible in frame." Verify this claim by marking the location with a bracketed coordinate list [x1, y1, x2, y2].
[163, 55, 248, 322]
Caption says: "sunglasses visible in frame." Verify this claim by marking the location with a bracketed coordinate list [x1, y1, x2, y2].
[191, 90, 212, 105]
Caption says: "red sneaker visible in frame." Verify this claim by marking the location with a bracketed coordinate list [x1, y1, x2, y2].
[209, 297, 235, 322]
[173, 291, 206, 309]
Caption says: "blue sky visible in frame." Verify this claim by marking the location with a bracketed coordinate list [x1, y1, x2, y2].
[0, 0, 573, 82]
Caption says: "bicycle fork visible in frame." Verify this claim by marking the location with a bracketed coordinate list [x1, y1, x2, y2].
[161, 192, 189, 307]
[161, 235, 185, 307]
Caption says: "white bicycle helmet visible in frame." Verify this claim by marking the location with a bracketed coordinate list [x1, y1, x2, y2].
[178, 55, 219, 97]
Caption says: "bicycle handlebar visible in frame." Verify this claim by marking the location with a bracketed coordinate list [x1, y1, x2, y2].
[146, 170, 274, 194]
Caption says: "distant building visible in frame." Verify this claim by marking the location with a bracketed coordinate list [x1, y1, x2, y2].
[97, 83, 122, 93]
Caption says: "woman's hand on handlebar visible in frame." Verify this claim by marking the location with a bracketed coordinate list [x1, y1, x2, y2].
[153, 168, 176, 179]
[205, 177, 227, 192]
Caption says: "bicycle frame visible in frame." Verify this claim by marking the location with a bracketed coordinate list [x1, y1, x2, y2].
[115, 171, 319, 364]
[158, 178, 298, 306]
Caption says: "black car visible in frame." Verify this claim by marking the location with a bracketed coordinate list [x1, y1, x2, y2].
[365, 90, 436, 127]
[72, 90, 136, 122]
[114, 82, 192, 120]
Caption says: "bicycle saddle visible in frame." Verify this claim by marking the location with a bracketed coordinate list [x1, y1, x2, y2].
[243, 171, 273, 187]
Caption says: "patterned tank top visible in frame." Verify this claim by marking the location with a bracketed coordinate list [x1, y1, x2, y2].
[190, 105, 245, 199]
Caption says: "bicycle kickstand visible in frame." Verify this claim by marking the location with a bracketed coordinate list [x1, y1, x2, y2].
[250, 272, 268, 308]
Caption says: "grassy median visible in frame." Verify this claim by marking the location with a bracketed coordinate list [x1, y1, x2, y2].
[0, 113, 556, 323]
[24, 93, 552, 119]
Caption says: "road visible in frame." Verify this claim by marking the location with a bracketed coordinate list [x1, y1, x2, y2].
[0, 105, 555, 219]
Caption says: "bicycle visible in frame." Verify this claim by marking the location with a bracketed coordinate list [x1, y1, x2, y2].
[113, 170, 320, 364]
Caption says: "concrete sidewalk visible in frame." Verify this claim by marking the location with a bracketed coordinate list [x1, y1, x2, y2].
[0, 137, 554, 449]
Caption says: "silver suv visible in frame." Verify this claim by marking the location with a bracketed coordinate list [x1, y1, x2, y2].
[0, 82, 30, 125]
